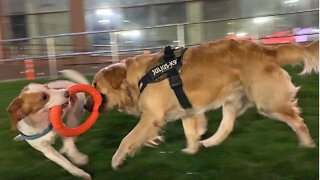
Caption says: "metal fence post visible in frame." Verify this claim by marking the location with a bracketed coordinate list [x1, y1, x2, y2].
[46, 38, 58, 79]
[177, 24, 186, 47]
[110, 32, 119, 62]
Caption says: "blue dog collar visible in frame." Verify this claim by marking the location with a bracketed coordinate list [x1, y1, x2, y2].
[20, 124, 53, 141]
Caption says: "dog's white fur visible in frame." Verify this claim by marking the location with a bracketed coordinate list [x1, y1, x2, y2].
[7, 70, 91, 179]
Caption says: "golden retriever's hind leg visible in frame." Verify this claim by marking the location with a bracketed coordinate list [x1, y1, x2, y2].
[196, 113, 208, 137]
[181, 114, 206, 154]
[259, 102, 316, 148]
[200, 92, 250, 148]
[200, 103, 237, 148]
[111, 113, 165, 170]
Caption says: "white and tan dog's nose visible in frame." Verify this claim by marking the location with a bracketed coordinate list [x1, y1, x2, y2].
[64, 91, 70, 98]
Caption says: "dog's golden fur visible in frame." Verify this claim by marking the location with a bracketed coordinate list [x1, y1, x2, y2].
[85, 39, 319, 169]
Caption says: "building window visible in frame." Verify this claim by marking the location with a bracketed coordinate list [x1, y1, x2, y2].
[10, 15, 27, 38]
[121, 6, 151, 28]
[153, 3, 186, 25]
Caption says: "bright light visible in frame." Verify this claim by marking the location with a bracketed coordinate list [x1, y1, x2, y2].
[284, 0, 299, 4]
[227, 32, 234, 35]
[120, 30, 141, 37]
[253, 17, 270, 24]
[236, 32, 247, 37]
[98, 19, 110, 24]
[96, 9, 113, 16]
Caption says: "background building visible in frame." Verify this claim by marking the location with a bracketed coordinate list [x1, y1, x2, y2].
[0, 0, 318, 79]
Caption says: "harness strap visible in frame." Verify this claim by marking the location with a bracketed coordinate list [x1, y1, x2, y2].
[167, 68, 192, 109]
[139, 71, 153, 93]
[20, 123, 53, 141]
[164, 46, 192, 109]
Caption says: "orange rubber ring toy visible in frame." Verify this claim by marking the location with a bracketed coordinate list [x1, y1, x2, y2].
[50, 84, 102, 137]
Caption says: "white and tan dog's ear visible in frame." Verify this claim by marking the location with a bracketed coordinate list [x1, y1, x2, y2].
[103, 67, 126, 89]
[7, 98, 27, 130]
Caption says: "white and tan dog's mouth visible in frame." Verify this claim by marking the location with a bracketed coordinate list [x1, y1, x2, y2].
[62, 102, 69, 109]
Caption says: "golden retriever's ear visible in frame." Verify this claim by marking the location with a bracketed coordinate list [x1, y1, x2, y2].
[7, 98, 27, 130]
[152, 51, 164, 60]
[124, 58, 134, 67]
[104, 66, 126, 89]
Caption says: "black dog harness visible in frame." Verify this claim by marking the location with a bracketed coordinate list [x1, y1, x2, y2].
[138, 46, 192, 109]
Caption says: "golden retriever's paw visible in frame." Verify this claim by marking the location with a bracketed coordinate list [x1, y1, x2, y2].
[181, 147, 198, 154]
[199, 139, 211, 148]
[111, 153, 125, 170]
[144, 135, 164, 147]
[299, 141, 316, 148]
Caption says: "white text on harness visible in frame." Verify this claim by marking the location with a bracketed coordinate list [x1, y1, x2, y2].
[151, 59, 177, 76]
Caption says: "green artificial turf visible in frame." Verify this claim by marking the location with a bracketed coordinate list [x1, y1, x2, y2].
[0, 66, 318, 180]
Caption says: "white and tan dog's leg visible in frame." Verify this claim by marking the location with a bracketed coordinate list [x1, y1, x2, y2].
[30, 142, 91, 179]
[112, 113, 165, 170]
[181, 113, 207, 154]
[60, 137, 89, 166]
[60, 111, 89, 166]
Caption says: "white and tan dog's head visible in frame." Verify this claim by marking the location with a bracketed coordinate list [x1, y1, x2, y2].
[7, 83, 70, 129]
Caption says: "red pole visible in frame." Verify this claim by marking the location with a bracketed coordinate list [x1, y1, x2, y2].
[24, 59, 35, 80]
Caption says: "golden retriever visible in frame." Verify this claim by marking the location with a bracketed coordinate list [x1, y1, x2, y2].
[84, 39, 318, 170]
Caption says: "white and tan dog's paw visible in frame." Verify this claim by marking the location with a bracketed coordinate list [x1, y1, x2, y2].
[70, 168, 91, 180]
[70, 152, 89, 166]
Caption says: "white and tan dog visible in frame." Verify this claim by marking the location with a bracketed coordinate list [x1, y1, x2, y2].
[7, 70, 91, 179]
[85, 40, 318, 170]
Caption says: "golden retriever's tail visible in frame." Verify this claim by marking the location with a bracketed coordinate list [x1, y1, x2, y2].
[274, 41, 319, 74]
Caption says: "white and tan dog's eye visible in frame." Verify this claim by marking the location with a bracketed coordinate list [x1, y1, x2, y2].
[42, 93, 49, 101]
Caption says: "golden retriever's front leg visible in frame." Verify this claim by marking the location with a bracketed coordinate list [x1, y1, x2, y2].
[181, 114, 207, 154]
[112, 113, 165, 170]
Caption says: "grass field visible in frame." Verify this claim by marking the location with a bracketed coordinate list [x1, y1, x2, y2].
[0, 66, 318, 180]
